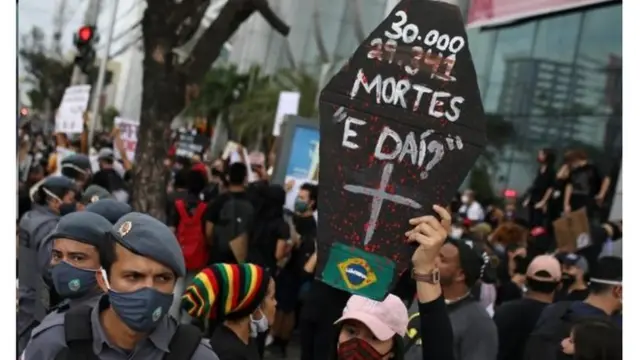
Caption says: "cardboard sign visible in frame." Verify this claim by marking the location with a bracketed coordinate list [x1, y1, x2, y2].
[553, 207, 591, 252]
[55, 85, 91, 134]
[273, 91, 301, 136]
[175, 128, 209, 158]
[317, 0, 487, 300]
[114, 117, 139, 162]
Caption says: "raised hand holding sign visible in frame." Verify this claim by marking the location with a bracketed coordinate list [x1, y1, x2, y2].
[317, 0, 487, 300]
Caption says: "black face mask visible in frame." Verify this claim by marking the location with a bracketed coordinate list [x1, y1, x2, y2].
[513, 255, 528, 275]
[293, 215, 316, 235]
[561, 273, 576, 287]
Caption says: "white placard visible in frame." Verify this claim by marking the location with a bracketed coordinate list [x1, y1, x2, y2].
[55, 85, 91, 134]
[272, 91, 300, 136]
[114, 117, 140, 162]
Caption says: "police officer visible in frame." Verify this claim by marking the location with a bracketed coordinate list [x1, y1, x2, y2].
[17, 176, 79, 356]
[80, 185, 113, 208]
[61, 154, 92, 190]
[22, 212, 218, 360]
[85, 199, 132, 224]
[46, 212, 114, 312]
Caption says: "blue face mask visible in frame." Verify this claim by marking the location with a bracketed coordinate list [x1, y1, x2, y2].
[294, 199, 309, 213]
[51, 261, 98, 298]
[107, 286, 174, 333]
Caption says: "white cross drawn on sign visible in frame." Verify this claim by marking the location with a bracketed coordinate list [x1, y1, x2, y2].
[343, 163, 423, 245]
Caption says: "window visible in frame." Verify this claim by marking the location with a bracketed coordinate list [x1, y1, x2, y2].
[467, 28, 497, 97]
[482, 23, 536, 113]
[531, 13, 581, 64]
[574, 4, 622, 158]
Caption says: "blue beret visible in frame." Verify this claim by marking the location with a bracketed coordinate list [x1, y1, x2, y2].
[61, 154, 92, 171]
[85, 199, 132, 224]
[41, 176, 79, 199]
[81, 185, 113, 204]
[49, 212, 114, 249]
[113, 212, 186, 277]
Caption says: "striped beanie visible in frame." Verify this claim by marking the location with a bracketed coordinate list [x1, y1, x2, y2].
[181, 263, 269, 321]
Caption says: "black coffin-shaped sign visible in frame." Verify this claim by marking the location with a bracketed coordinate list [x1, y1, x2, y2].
[317, 0, 487, 300]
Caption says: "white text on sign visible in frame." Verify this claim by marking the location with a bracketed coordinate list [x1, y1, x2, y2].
[341, 116, 463, 180]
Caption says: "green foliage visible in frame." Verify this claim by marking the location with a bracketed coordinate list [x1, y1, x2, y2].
[186, 65, 320, 150]
[19, 27, 74, 111]
[101, 106, 120, 130]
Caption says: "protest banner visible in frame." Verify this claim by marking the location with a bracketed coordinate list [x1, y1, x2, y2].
[175, 128, 209, 159]
[317, 0, 487, 300]
[55, 85, 91, 134]
[553, 208, 591, 252]
[114, 117, 139, 161]
[272, 91, 301, 136]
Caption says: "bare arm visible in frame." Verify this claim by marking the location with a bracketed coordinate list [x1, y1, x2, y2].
[274, 239, 288, 261]
[598, 176, 611, 198]
[205, 221, 215, 247]
[564, 184, 573, 209]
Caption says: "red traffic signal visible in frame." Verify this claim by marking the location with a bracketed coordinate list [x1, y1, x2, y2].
[78, 26, 94, 43]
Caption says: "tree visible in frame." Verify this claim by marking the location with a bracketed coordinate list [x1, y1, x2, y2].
[19, 27, 74, 113]
[230, 68, 320, 151]
[132, 0, 290, 218]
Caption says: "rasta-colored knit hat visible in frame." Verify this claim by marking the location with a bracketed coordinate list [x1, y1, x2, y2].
[181, 263, 270, 321]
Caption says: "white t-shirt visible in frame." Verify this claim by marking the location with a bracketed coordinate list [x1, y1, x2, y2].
[459, 201, 485, 221]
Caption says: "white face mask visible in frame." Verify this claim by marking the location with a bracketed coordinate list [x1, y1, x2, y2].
[450, 227, 464, 239]
[250, 309, 269, 337]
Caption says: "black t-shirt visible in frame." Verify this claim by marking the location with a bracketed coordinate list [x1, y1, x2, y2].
[529, 167, 555, 203]
[249, 218, 290, 271]
[209, 324, 260, 360]
[568, 163, 601, 208]
[166, 189, 188, 222]
[494, 298, 550, 360]
[496, 280, 523, 306]
[300, 280, 351, 323]
[204, 191, 250, 225]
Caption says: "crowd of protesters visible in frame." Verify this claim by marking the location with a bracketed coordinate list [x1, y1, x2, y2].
[16, 121, 622, 360]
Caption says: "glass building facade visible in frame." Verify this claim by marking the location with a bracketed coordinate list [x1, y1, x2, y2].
[466, 2, 622, 192]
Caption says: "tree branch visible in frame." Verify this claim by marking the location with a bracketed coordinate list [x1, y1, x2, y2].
[183, 0, 290, 84]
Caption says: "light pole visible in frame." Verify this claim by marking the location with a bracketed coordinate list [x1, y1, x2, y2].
[88, 0, 120, 151]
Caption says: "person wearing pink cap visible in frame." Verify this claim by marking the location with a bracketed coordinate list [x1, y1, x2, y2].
[494, 255, 562, 360]
[329, 205, 455, 360]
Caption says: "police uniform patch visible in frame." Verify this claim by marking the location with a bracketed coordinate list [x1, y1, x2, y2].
[338, 258, 377, 290]
[152, 306, 162, 322]
[68, 279, 81, 292]
[90, 195, 99, 203]
[119, 221, 132, 237]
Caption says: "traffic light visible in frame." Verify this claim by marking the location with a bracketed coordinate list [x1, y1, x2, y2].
[74, 25, 97, 74]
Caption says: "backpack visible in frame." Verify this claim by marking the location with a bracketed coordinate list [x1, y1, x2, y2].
[175, 199, 209, 271]
[54, 306, 202, 360]
[215, 196, 254, 263]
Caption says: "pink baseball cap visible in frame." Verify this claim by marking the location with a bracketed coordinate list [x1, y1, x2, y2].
[527, 255, 562, 282]
[334, 294, 409, 341]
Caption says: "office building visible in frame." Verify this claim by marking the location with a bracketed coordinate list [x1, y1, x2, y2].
[465, 0, 622, 192]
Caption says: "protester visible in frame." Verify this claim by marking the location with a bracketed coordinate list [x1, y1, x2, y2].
[85, 199, 133, 224]
[204, 162, 254, 264]
[563, 150, 603, 220]
[406, 237, 497, 360]
[547, 161, 571, 223]
[495, 243, 527, 306]
[524, 256, 622, 360]
[17, 176, 79, 356]
[523, 148, 556, 227]
[494, 255, 561, 360]
[91, 148, 128, 201]
[182, 263, 275, 360]
[554, 252, 590, 302]
[457, 190, 484, 222]
[168, 166, 210, 324]
[167, 168, 189, 221]
[560, 318, 622, 360]
[21, 212, 215, 359]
